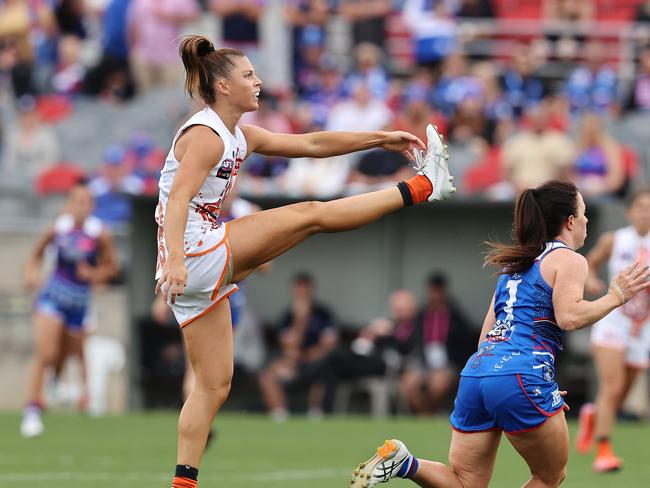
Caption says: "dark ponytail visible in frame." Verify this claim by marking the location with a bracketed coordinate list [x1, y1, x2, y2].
[484, 180, 579, 274]
[179, 35, 245, 105]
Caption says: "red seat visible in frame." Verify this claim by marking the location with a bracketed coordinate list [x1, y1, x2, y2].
[36, 95, 73, 123]
[621, 144, 639, 179]
[463, 146, 504, 194]
[35, 163, 86, 196]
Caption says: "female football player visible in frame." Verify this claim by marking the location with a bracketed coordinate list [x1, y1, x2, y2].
[21, 181, 118, 437]
[156, 35, 455, 488]
[575, 188, 650, 472]
[350, 180, 650, 488]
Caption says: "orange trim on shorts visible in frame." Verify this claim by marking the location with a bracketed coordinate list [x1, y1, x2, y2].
[179, 286, 239, 328]
[211, 238, 232, 301]
[184, 222, 230, 257]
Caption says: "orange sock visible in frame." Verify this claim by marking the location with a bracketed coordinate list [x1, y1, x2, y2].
[171, 476, 197, 488]
[403, 174, 432, 205]
[596, 438, 613, 457]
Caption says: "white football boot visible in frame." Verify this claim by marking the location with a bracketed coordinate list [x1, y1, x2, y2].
[411, 124, 455, 201]
[350, 439, 413, 487]
[20, 408, 44, 438]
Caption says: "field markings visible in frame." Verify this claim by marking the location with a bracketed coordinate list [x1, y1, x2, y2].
[3, 467, 350, 483]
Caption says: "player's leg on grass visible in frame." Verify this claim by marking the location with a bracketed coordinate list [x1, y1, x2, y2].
[61, 331, 89, 410]
[21, 313, 65, 437]
[415, 430, 502, 488]
[506, 411, 568, 488]
[349, 430, 500, 488]
[172, 299, 233, 487]
[182, 358, 218, 448]
[26, 313, 65, 404]
[592, 345, 625, 470]
[620, 365, 642, 406]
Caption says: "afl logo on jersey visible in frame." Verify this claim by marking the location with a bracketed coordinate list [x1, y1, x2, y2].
[217, 158, 235, 179]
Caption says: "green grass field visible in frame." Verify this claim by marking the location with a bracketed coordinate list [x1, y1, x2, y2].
[2, 412, 649, 487]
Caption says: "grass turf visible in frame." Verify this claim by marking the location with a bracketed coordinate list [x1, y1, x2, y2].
[2, 412, 649, 487]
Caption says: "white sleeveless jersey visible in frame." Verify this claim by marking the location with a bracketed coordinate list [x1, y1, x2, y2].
[608, 226, 650, 277]
[608, 226, 650, 320]
[155, 107, 247, 274]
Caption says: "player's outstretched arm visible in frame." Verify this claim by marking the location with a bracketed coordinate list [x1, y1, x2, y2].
[552, 250, 650, 331]
[240, 125, 425, 161]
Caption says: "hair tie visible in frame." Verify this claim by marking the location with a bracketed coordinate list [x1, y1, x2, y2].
[198, 40, 215, 57]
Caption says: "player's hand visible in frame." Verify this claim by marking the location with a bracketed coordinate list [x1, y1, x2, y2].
[609, 262, 650, 305]
[155, 255, 187, 304]
[560, 390, 570, 412]
[379, 131, 426, 161]
[24, 266, 41, 291]
[76, 262, 97, 282]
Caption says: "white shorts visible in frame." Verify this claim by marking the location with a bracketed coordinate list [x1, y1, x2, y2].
[158, 222, 238, 327]
[591, 307, 650, 368]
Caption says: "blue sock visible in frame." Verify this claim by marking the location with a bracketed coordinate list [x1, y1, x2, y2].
[396, 454, 419, 479]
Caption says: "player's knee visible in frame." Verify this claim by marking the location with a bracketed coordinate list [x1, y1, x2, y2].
[39, 350, 59, 367]
[449, 453, 489, 488]
[205, 380, 231, 407]
[197, 373, 233, 407]
[533, 465, 566, 487]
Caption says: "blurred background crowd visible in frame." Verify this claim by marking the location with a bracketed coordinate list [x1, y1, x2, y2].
[3, 0, 650, 419]
[3, 0, 650, 209]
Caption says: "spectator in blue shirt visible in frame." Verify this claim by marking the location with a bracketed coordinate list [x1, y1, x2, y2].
[500, 43, 547, 119]
[565, 40, 617, 115]
[89, 144, 144, 226]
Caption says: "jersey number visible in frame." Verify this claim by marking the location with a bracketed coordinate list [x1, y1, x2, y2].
[504, 279, 522, 323]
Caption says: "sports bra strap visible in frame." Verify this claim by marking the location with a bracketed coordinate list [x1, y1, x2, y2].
[536, 241, 571, 262]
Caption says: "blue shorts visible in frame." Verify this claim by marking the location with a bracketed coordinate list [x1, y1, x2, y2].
[35, 292, 88, 331]
[450, 374, 564, 434]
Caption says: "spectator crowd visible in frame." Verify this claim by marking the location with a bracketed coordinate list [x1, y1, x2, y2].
[2, 0, 650, 211]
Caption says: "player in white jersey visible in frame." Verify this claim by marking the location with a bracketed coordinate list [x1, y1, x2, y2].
[156, 35, 455, 488]
[575, 188, 650, 472]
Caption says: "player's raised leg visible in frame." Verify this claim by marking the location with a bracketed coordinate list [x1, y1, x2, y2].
[229, 125, 454, 282]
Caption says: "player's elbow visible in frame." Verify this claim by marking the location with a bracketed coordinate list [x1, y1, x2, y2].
[555, 312, 579, 331]
[306, 132, 326, 157]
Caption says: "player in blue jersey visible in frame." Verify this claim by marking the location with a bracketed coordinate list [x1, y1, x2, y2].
[350, 180, 650, 488]
[20, 181, 119, 438]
